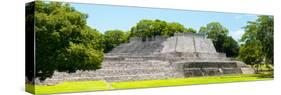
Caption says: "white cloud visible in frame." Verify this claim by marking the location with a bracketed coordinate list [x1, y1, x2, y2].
[230, 29, 244, 42]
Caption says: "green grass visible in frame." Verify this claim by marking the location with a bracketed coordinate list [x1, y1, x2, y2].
[30, 81, 110, 94]
[110, 74, 272, 89]
[27, 74, 273, 95]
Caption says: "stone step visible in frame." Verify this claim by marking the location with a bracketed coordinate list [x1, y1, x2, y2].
[52, 73, 168, 82]
[102, 73, 168, 82]
[102, 61, 169, 68]
[48, 67, 178, 80]
[103, 56, 230, 62]
[84, 68, 173, 76]
[100, 66, 172, 70]
[182, 62, 238, 68]
[183, 67, 242, 77]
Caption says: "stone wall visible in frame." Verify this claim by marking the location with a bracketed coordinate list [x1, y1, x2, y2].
[110, 36, 166, 54]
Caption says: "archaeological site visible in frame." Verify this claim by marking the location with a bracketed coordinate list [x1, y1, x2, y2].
[37, 32, 254, 85]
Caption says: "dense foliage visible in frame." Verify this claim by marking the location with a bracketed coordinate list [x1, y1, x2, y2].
[103, 30, 129, 53]
[27, 1, 104, 81]
[239, 16, 273, 66]
[256, 16, 274, 64]
[130, 19, 196, 38]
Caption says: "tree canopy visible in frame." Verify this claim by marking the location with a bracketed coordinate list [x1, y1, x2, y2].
[130, 19, 195, 38]
[27, 1, 104, 81]
[256, 16, 274, 64]
[239, 16, 273, 65]
[103, 30, 128, 53]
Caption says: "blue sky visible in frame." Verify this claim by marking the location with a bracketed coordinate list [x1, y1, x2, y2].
[70, 3, 259, 41]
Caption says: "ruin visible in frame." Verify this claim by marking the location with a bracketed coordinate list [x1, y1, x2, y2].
[37, 32, 254, 85]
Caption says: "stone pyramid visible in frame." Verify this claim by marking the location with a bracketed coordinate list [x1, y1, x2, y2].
[38, 32, 254, 85]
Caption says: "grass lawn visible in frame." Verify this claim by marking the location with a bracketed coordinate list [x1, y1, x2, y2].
[26, 81, 110, 94]
[27, 74, 273, 95]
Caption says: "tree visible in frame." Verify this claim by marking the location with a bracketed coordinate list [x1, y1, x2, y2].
[239, 41, 263, 66]
[239, 21, 264, 68]
[130, 19, 190, 38]
[130, 19, 165, 38]
[185, 28, 197, 33]
[199, 22, 239, 57]
[223, 36, 239, 57]
[103, 30, 128, 53]
[26, 1, 104, 81]
[239, 16, 274, 66]
[256, 16, 274, 64]
[162, 22, 186, 36]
